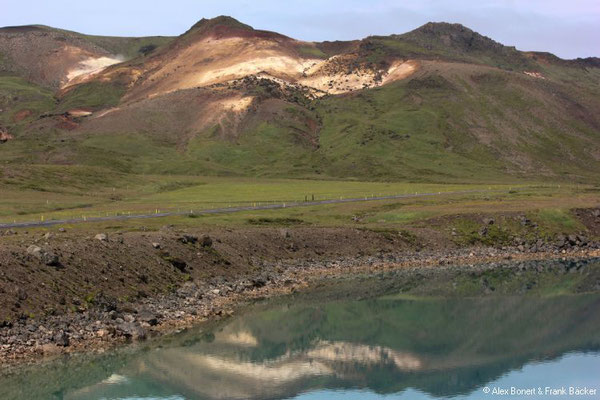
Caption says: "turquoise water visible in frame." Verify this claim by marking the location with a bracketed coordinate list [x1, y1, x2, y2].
[2, 276, 600, 399]
[295, 353, 600, 399]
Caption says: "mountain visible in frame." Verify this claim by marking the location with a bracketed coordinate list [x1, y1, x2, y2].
[1, 16, 599, 182]
[0, 24, 173, 88]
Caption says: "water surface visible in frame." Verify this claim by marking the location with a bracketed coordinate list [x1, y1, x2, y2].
[2, 260, 600, 400]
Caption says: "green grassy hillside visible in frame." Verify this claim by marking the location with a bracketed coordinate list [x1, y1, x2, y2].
[25, 62, 595, 183]
[0, 18, 598, 185]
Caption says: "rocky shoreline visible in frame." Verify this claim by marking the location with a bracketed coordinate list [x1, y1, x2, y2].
[1, 236, 599, 371]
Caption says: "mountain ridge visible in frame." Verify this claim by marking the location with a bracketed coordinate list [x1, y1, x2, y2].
[0, 16, 599, 183]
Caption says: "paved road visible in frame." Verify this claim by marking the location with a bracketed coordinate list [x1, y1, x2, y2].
[0, 188, 504, 229]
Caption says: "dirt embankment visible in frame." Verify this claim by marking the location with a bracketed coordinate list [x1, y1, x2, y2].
[0, 226, 417, 323]
[0, 209, 599, 367]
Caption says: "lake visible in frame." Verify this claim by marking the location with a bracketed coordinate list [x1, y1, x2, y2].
[1, 259, 600, 400]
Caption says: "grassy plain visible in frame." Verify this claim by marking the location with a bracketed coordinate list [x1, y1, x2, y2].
[1, 166, 596, 246]
[0, 169, 519, 221]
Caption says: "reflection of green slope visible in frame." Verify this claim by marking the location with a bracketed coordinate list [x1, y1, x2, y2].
[230, 294, 600, 397]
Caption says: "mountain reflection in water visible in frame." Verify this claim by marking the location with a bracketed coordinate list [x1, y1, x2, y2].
[2, 273, 600, 400]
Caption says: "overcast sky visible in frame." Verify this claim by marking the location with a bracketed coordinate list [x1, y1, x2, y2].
[1, 0, 598, 59]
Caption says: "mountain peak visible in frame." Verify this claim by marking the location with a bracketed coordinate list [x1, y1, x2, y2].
[414, 21, 473, 34]
[183, 15, 289, 41]
[189, 16, 253, 32]
[402, 21, 506, 53]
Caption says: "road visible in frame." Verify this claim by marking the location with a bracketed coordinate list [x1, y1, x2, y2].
[0, 188, 504, 229]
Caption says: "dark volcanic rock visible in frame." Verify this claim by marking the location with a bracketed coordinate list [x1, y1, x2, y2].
[179, 235, 198, 244]
[94, 294, 118, 312]
[42, 251, 60, 267]
[117, 322, 147, 340]
[170, 258, 187, 272]
[201, 235, 213, 247]
[54, 331, 69, 347]
[138, 311, 159, 326]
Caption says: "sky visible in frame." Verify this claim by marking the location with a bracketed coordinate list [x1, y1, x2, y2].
[1, 0, 598, 59]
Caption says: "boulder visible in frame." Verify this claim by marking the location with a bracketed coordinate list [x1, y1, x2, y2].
[94, 293, 118, 312]
[576, 235, 588, 246]
[200, 235, 213, 247]
[179, 234, 198, 244]
[41, 251, 60, 267]
[117, 322, 147, 340]
[138, 311, 159, 326]
[53, 331, 70, 347]
[251, 277, 267, 288]
[27, 245, 59, 266]
[27, 245, 42, 256]
[95, 233, 108, 241]
[170, 258, 187, 272]
[16, 287, 28, 301]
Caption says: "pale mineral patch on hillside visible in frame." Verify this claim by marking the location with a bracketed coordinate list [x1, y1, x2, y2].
[218, 95, 254, 112]
[299, 58, 416, 95]
[66, 109, 93, 117]
[136, 36, 320, 100]
[65, 55, 123, 87]
[93, 107, 120, 119]
[383, 60, 418, 84]
[121, 34, 417, 101]
[524, 71, 545, 79]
